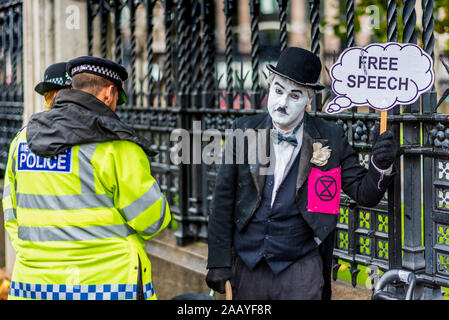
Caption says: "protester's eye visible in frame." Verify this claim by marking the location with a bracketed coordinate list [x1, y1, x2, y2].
[275, 88, 283, 95]
[290, 93, 299, 100]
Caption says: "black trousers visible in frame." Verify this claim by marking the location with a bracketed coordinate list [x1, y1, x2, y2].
[231, 249, 324, 300]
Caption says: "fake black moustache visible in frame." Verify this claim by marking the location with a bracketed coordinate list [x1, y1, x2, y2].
[275, 106, 288, 115]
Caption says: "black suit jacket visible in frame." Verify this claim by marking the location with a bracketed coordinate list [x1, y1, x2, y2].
[207, 112, 394, 299]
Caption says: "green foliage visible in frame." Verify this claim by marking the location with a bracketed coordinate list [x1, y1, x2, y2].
[434, 0, 449, 52]
[324, 0, 449, 54]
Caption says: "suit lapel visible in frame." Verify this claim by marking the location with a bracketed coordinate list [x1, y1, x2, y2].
[250, 115, 272, 197]
[296, 113, 328, 195]
[296, 132, 313, 193]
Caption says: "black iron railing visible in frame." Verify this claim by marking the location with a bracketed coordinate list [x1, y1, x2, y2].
[86, 0, 449, 297]
[0, 0, 23, 174]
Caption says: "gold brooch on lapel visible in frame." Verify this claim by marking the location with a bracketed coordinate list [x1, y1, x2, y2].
[311, 142, 331, 166]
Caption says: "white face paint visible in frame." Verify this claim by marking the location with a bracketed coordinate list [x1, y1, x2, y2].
[267, 75, 311, 130]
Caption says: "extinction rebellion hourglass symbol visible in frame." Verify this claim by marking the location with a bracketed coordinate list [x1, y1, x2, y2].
[315, 176, 338, 201]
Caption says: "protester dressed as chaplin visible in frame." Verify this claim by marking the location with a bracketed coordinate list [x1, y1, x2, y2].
[206, 47, 397, 300]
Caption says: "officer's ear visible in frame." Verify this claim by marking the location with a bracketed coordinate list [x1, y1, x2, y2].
[102, 84, 118, 111]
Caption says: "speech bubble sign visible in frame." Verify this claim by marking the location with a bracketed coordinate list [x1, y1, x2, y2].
[325, 42, 434, 114]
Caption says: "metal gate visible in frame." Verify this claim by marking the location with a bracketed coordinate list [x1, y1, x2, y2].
[86, 0, 449, 297]
[0, 0, 23, 175]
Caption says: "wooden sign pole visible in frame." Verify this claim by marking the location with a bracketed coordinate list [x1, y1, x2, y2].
[380, 110, 387, 134]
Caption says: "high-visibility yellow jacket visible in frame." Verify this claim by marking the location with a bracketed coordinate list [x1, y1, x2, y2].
[3, 127, 171, 300]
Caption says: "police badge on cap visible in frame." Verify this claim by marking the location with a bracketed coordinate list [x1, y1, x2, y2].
[66, 56, 129, 105]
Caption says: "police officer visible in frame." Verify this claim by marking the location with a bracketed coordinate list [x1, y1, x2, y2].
[34, 62, 72, 110]
[3, 56, 171, 300]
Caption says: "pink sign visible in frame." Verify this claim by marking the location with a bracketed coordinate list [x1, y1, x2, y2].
[307, 166, 341, 215]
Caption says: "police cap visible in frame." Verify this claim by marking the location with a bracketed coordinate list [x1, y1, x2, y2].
[67, 56, 129, 105]
[35, 62, 72, 95]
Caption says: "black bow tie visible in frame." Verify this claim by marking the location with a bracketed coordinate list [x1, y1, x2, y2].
[272, 117, 305, 147]
[274, 134, 298, 147]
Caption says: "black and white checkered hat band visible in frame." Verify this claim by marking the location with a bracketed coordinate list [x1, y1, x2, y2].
[71, 64, 121, 82]
[46, 77, 64, 86]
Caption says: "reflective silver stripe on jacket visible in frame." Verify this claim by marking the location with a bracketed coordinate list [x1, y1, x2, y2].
[18, 224, 135, 241]
[3, 184, 11, 198]
[17, 193, 114, 210]
[143, 196, 167, 236]
[78, 144, 97, 194]
[3, 185, 16, 221]
[4, 208, 16, 221]
[121, 182, 164, 221]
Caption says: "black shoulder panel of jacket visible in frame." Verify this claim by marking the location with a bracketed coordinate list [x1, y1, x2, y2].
[26, 89, 157, 158]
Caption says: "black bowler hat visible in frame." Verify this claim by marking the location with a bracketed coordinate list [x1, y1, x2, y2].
[266, 47, 325, 91]
[34, 62, 72, 95]
[67, 56, 129, 105]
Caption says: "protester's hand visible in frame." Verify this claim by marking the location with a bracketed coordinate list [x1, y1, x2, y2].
[205, 267, 232, 294]
[371, 123, 398, 170]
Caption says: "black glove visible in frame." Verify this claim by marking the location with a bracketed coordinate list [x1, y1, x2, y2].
[371, 123, 398, 170]
[205, 267, 232, 294]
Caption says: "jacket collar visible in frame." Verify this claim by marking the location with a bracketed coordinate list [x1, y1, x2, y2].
[249, 114, 272, 196]
[303, 112, 321, 139]
[296, 112, 330, 193]
[26, 89, 157, 158]
[52, 89, 120, 120]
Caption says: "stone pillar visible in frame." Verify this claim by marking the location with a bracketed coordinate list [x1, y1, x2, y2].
[23, 0, 88, 123]
[5, 0, 89, 277]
